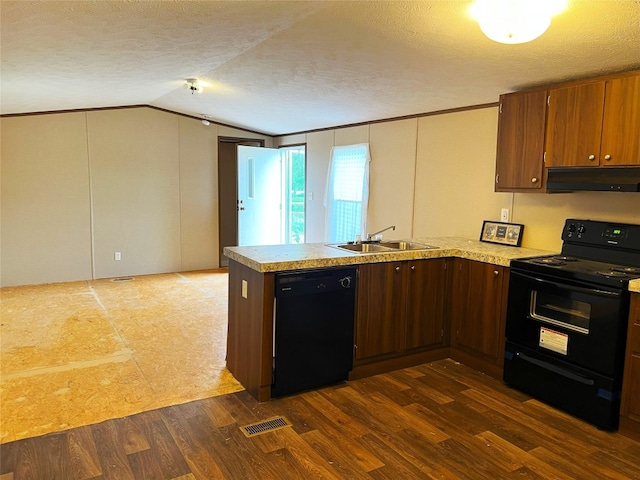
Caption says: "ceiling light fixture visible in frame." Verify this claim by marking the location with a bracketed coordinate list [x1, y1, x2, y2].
[202, 114, 211, 126]
[185, 78, 203, 94]
[469, 0, 567, 44]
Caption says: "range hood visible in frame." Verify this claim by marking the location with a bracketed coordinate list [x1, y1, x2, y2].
[546, 167, 640, 192]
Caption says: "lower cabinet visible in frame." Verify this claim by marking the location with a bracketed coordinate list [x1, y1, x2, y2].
[405, 259, 448, 350]
[620, 293, 640, 441]
[355, 261, 405, 360]
[449, 258, 509, 378]
[354, 258, 447, 363]
[353, 257, 509, 379]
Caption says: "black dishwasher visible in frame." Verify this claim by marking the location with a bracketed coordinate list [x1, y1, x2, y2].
[271, 266, 357, 398]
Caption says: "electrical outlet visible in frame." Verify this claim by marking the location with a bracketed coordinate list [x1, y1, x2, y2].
[501, 208, 509, 222]
[114, 251, 121, 261]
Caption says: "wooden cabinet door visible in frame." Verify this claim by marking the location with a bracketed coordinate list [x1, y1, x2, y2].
[449, 258, 470, 348]
[621, 294, 640, 422]
[545, 82, 606, 167]
[355, 261, 406, 360]
[453, 259, 506, 361]
[495, 90, 547, 191]
[405, 259, 446, 350]
[601, 74, 640, 166]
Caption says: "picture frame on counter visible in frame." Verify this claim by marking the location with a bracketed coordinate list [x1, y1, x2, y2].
[480, 220, 524, 247]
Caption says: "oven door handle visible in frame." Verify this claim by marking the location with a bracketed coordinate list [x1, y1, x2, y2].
[511, 271, 621, 298]
[516, 352, 595, 386]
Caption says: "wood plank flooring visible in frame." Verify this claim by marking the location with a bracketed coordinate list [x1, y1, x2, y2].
[2, 359, 639, 480]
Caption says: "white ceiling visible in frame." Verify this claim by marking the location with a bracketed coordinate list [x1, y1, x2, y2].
[2, 1, 639, 136]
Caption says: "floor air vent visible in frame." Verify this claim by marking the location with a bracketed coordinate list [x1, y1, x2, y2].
[240, 416, 292, 437]
[111, 277, 134, 282]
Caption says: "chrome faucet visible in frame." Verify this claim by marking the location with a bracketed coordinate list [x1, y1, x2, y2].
[367, 225, 395, 241]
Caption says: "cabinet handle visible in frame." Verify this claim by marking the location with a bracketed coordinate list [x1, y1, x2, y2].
[588, 154, 596, 161]
[495, 174, 499, 184]
[531, 177, 538, 183]
[411, 265, 415, 271]
[493, 270, 499, 276]
[604, 154, 611, 161]
[395, 266, 400, 272]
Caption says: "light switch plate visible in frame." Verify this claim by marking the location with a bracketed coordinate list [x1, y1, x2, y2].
[241, 280, 248, 299]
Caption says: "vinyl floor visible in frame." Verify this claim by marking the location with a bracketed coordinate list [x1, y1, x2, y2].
[2, 359, 639, 479]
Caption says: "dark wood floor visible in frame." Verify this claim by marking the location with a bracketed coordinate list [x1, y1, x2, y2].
[2, 359, 639, 480]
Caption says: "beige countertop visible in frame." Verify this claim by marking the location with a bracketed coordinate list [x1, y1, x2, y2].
[224, 236, 554, 272]
[224, 235, 640, 294]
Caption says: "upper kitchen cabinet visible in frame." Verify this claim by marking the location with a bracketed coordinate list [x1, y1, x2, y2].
[545, 81, 605, 167]
[601, 74, 640, 166]
[495, 89, 547, 191]
[546, 72, 640, 168]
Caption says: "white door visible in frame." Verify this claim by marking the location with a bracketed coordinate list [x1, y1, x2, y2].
[237, 145, 282, 246]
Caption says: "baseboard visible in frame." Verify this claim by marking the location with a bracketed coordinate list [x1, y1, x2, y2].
[349, 347, 450, 380]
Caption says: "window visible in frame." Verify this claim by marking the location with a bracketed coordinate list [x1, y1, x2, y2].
[324, 143, 371, 243]
[279, 145, 306, 244]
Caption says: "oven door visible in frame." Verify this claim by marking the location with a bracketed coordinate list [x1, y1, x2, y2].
[505, 269, 628, 377]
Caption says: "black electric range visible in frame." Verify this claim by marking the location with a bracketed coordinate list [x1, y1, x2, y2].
[504, 219, 640, 430]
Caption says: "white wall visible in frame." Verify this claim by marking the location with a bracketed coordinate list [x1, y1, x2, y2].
[413, 107, 512, 240]
[1, 107, 271, 286]
[179, 116, 220, 271]
[512, 192, 640, 251]
[1, 113, 93, 286]
[277, 106, 640, 252]
[304, 130, 333, 242]
[368, 119, 417, 240]
[4, 104, 640, 286]
[88, 109, 182, 279]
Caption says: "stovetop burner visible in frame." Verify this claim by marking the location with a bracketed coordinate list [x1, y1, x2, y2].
[531, 257, 566, 266]
[596, 270, 632, 278]
[531, 255, 580, 266]
[554, 255, 578, 262]
[613, 266, 640, 274]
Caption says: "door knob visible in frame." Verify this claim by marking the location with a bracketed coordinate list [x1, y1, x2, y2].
[531, 177, 538, 183]
[411, 265, 415, 271]
[395, 266, 400, 272]
[588, 154, 596, 161]
[493, 270, 499, 276]
[604, 154, 612, 161]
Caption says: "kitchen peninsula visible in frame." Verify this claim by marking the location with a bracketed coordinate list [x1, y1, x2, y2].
[224, 237, 554, 402]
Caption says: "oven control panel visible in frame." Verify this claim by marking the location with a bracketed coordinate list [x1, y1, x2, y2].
[563, 219, 639, 248]
[603, 226, 627, 240]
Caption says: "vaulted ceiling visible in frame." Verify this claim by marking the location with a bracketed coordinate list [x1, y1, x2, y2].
[2, 1, 639, 135]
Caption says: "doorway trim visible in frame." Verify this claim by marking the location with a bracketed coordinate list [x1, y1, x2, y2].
[217, 136, 265, 267]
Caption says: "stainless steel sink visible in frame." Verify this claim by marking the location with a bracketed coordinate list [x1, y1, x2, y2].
[332, 243, 394, 253]
[329, 240, 438, 253]
[378, 241, 439, 250]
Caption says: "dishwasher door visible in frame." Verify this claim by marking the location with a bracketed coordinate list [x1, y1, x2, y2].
[271, 267, 357, 398]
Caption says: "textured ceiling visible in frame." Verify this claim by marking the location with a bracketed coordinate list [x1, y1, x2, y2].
[2, 1, 639, 135]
